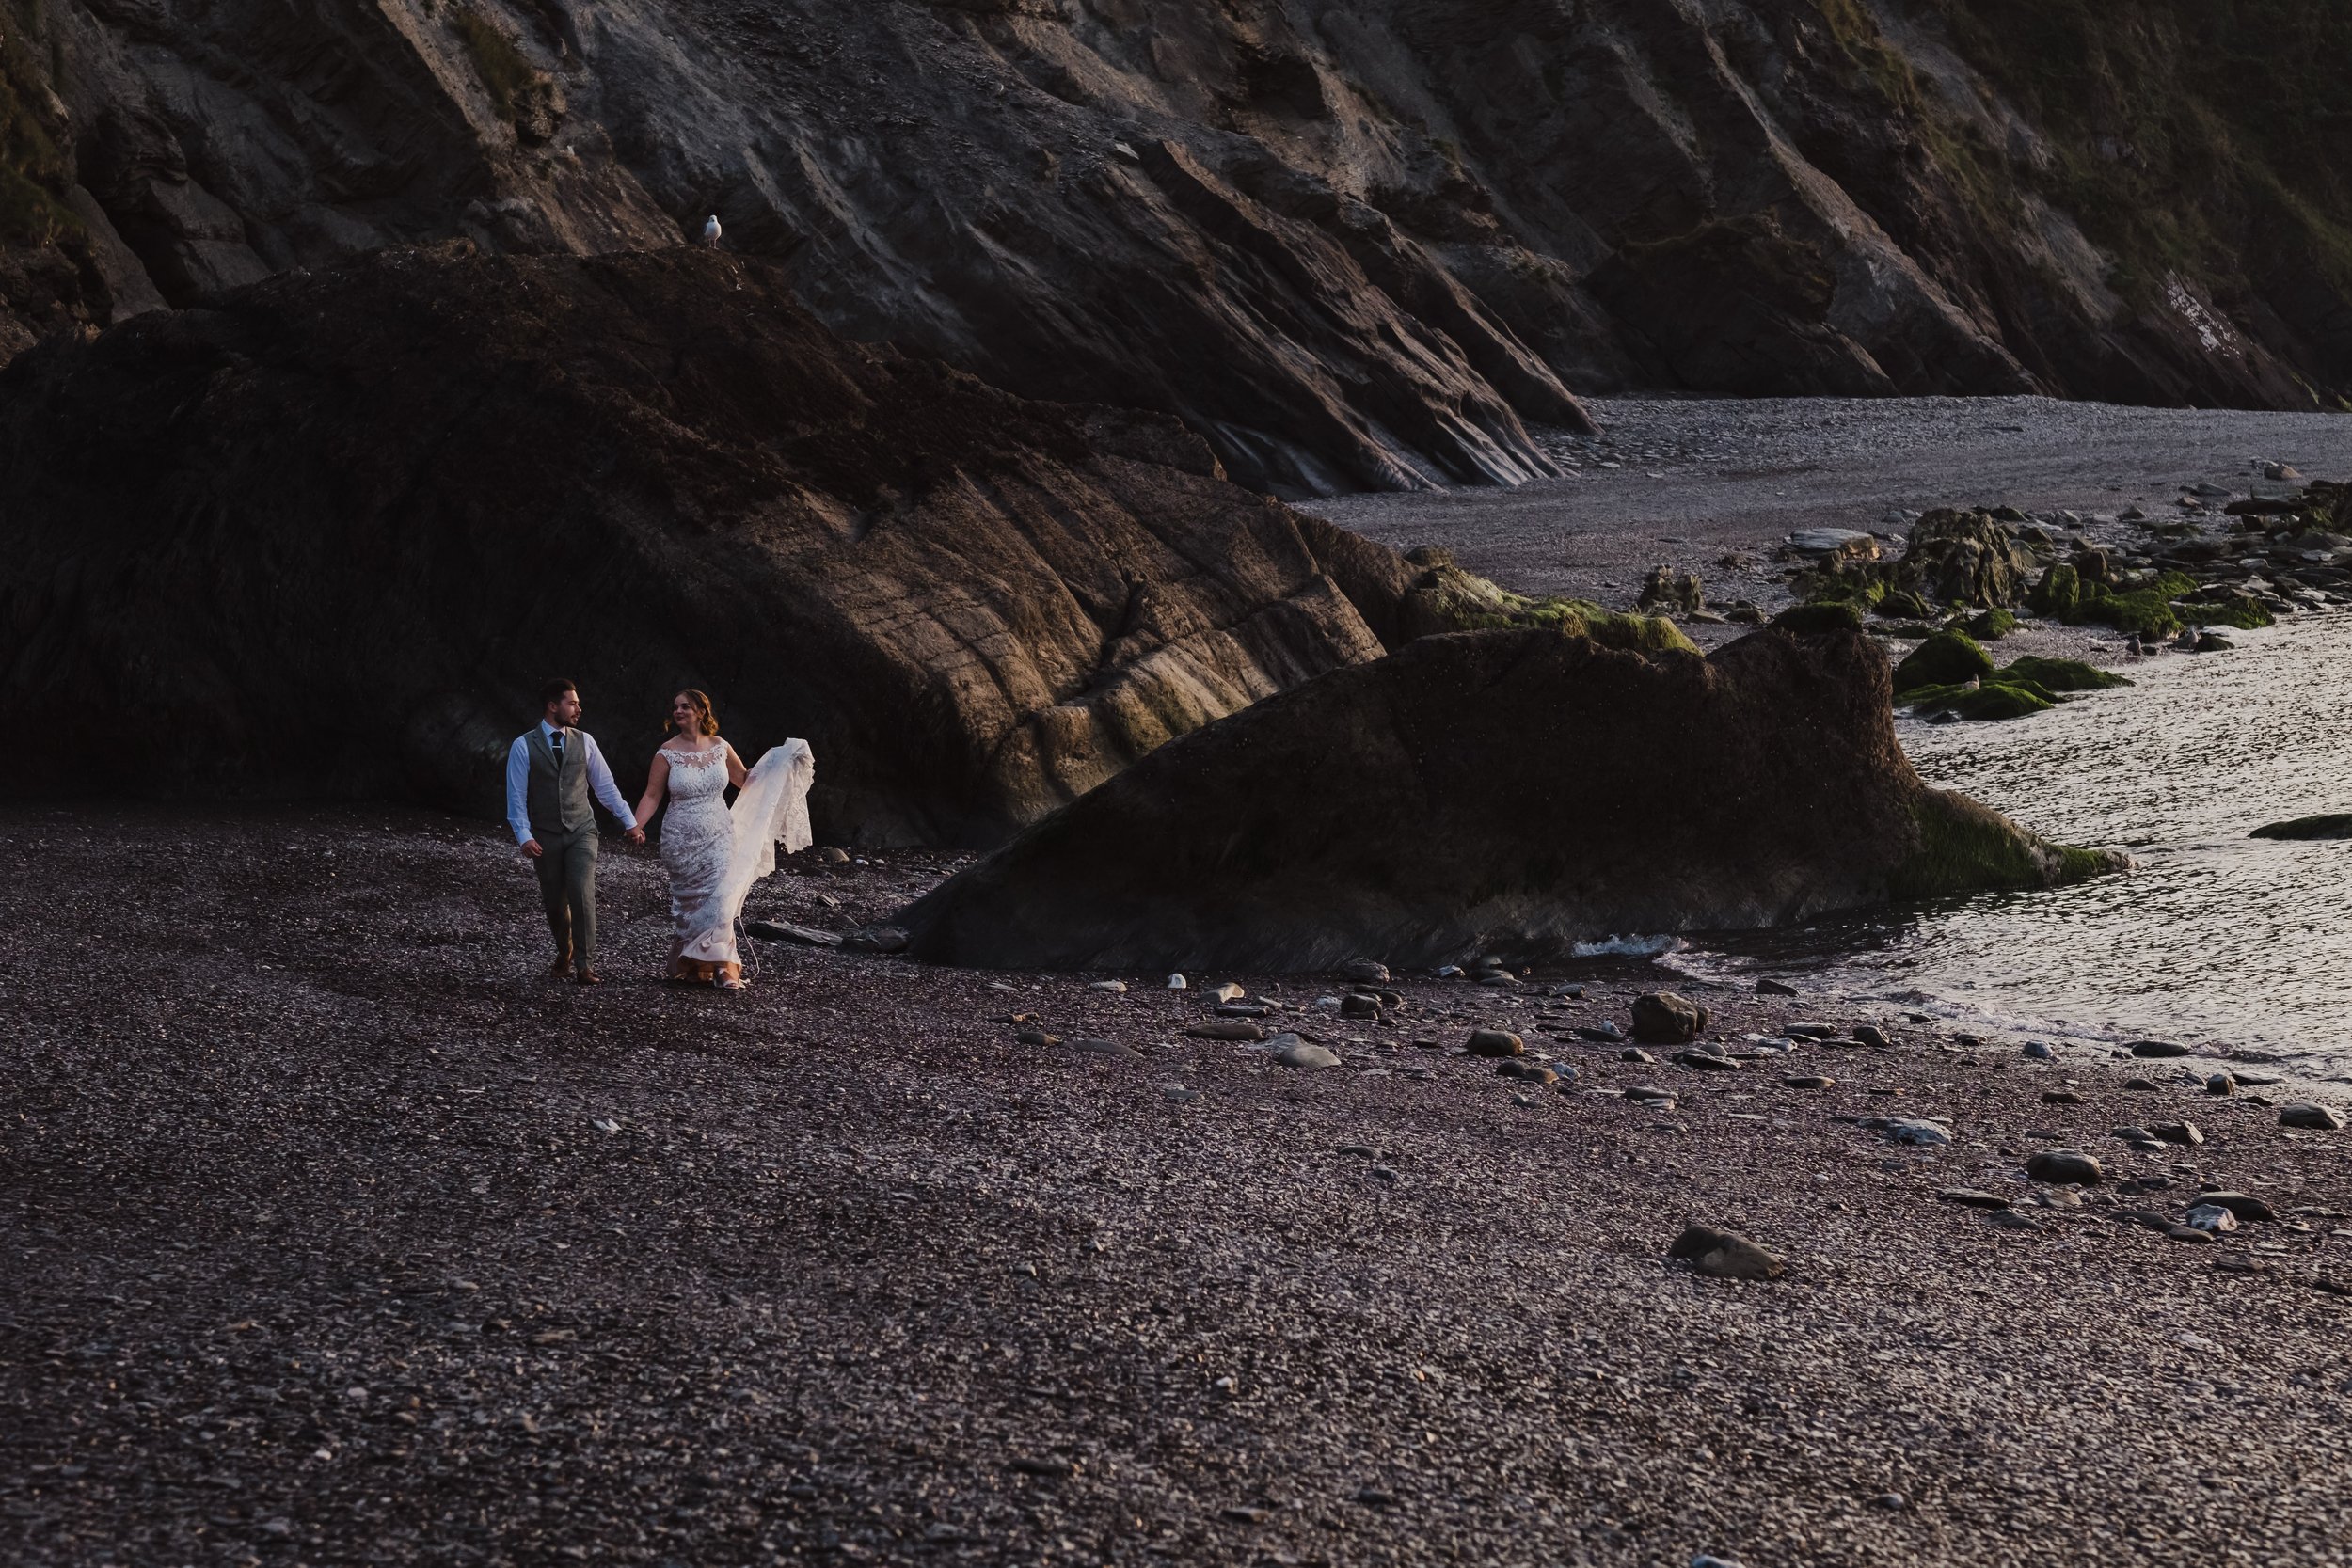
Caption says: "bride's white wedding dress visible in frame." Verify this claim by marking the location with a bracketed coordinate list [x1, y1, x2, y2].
[660, 738, 816, 978]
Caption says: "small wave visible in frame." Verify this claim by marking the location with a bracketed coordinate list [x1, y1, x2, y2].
[1572, 933, 1687, 958]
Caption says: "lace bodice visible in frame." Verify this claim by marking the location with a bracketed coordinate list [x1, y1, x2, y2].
[661, 742, 732, 802]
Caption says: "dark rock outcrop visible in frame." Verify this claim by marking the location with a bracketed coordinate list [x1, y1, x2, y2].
[899, 622, 2119, 971]
[0, 245, 1421, 845]
[0, 0, 2346, 495]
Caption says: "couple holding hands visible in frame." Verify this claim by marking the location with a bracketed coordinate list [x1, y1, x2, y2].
[504, 679, 814, 990]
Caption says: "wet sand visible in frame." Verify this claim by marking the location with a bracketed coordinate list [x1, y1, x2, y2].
[8, 803, 2352, 1566]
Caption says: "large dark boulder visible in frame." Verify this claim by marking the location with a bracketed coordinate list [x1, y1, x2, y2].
[899, 624, 2121, 972]
[0, 245, 1419, 846]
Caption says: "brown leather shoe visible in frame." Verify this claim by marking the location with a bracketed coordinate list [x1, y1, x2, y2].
[574, 966, 604, 986]
[545, 953, 574, 980]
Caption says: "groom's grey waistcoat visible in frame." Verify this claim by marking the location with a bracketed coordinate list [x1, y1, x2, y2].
[525, 728, 596, 838]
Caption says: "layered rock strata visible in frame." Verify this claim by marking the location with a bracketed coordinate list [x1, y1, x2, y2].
[0, 0, 2345, 492]
[0, 246, 1418, 845]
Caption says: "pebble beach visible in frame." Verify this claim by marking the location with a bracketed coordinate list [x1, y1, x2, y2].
[8, 805, 2352, 1566]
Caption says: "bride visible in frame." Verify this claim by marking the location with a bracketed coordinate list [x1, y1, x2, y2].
[632, 689, 816, 990]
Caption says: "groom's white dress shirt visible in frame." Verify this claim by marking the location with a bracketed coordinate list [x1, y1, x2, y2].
[505, 721, 639, 845]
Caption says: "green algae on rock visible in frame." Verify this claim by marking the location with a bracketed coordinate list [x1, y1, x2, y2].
[1400, 560, 1697, 654]
[1997, 657, 2132, 693]
[1898, 681, 2055, 721]
[1893, 629, 1995, 690]
[1891, 791, 2124, 902]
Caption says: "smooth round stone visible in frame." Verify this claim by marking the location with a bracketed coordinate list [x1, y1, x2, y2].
[2026, 1149, 2104, 1184]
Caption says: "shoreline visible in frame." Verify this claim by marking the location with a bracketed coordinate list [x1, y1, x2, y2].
[8, 803, 2352, 1565]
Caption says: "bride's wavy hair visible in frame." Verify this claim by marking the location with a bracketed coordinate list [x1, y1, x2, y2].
[665, 689, 720, 737]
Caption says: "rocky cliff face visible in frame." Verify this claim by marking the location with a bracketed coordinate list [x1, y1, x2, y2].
[0, 0, 2345, 494]
[0, 246, 1422, 845]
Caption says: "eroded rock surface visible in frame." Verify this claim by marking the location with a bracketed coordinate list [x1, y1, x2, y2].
[0, 0, 2344, 491]
[0, 245, 1416, 845]
[899, 621, 2119, 970]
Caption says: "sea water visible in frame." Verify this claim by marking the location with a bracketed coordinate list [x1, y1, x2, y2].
[1671, 610, 2352, 1079]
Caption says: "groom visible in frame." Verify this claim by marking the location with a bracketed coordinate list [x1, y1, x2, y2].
[505, 679, 644, 985]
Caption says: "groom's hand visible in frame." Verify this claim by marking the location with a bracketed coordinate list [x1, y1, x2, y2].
[522, 839, 544, 859]
[625, 827, 646, 846]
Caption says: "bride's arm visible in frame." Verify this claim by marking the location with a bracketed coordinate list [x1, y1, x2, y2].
[634, 753, 670, 829]
[724, 743, 750, 789]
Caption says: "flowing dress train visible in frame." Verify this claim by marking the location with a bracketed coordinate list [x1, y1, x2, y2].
[660, 739, 816, 980]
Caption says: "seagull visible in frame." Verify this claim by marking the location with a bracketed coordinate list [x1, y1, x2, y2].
[700, 214, 722, 249]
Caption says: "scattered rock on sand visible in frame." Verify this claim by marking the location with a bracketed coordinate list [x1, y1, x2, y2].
[2281, 1103, 2345, 1131]
[1632, 992, 1710, 1043]
[1015, 1028, 1061, 1047]
[2185, 1205, 2239, 1234]
[1673, 1048, 1742, 1072]
[1621, 1047, 1655, 1063]
[2124, 1077, 2160, 1091]
[2205, 1072, 2237, 1096]
[2195, 1191, 2278, 1223]
[1184, 1021, 1266, 1042]
[1756, 979, 1799, 997]
[1209, 983, 1245, 1004]
[1089, 980, 1129, 994]
[1668, 1225, 1786, 1281]
[1783, 1075, 1835, 1090]
[2042, 1089, 2083, 1105]
[1339, 958, 1391, 983]
[1886, 1120, 1952, 1146]
[2026, 1149, 2104, 1184]
[1939, 1188, 2012, 1210]
[2149, 1121, 2205, 1147]
[1268, 1035, 1342, 1069]
[2024, 1041, 2056, 1060]
[1073, 1037, 1141, 1060]
[2129, 1040, 2191, 1058]
[1466, 1029, 1526, 1057]
[1987, 1210, 2042, 1232]
[1852, 1024, 1890, 1048]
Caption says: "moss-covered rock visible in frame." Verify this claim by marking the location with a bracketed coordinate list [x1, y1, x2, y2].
[1889, 790, 2123, 901]
[1875, 589, 1934, 620]
[1772, 601, 1865, 635]
[2028, 562, 2083, 618]
[2179, 592, 2275, 630]
[1399, 563, 1699, 654]
[1965, 608, 2018, 640]
[1891, 509, 2041, 608]
[1898, 680, 2055, 721]
[1892, 628, 1994, 689]
[1997, 657, 2130, 693]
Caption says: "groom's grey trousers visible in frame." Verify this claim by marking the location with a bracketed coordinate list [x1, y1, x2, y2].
[532, 827, 599, 966]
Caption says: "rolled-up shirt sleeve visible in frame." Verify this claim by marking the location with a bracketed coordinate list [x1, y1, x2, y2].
[581, 734, 639, 830]
[504, 736, 534, 846]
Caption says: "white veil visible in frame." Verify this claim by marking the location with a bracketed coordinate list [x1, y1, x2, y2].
[716, 739, 816, 931]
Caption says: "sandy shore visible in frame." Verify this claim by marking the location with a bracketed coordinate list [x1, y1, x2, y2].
[8, 803, 2352, 1566]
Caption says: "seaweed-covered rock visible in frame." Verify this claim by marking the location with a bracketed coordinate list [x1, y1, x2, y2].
[1899, 682, 2054, 721]
[1874, 590, 1934, 621]
[1889, 510, 2042, 608]
[1965, 608, 2018, 641]
[1998, 657, 2131, 693]
[2029, 562, 2084, 618]
[899, 623, 2122, 971]
[2181, 591, 2277, 630]
[1893, 630, 1995, 690]
[1400, 563, 1694, 653]
[1775, 602, 1867, 635]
